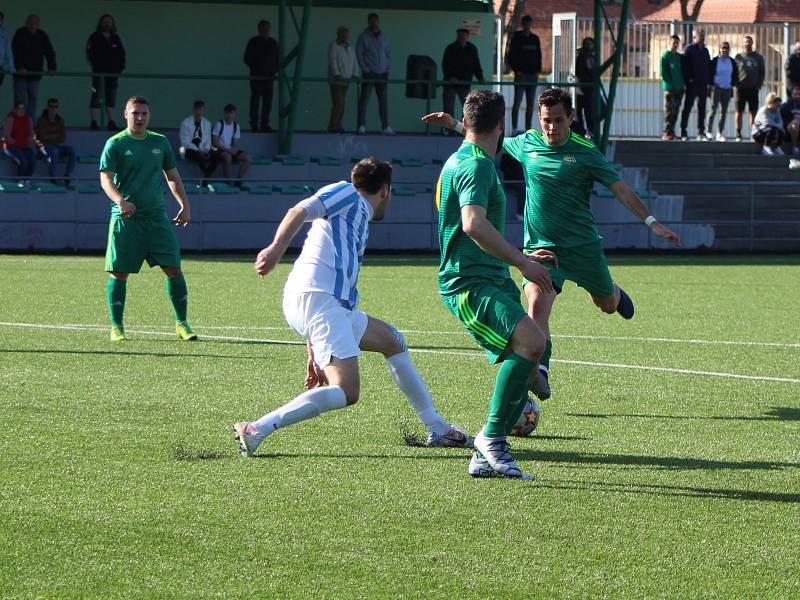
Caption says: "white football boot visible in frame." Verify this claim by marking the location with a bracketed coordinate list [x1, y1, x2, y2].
[426, 425, 475, 448]
[232, 422, 263, 457]
[473, 430, 532, 479]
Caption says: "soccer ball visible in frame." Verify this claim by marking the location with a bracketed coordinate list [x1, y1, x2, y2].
[510, 395, 541, 437]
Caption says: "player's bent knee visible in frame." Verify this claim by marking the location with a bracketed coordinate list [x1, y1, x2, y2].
[510, 317, 545, 363]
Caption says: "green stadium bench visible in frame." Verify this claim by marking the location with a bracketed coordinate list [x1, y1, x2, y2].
[392, 157, 425, 167]
[207, 183, 239, 194]
[273, 184, 315, 194]
[33, 182, 67, 193]
[77, 155, 100, 164]
[251, 155, 273, 165]
[246, 185, 274, 195]
[71, 182, 102, 194]
[392, 186, 417, 196]
[274, 154, 305, 166]
[310, 155, 341, 166]
[0, 181, 29, 192]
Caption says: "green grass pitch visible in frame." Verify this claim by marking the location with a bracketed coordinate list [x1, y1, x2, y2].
[1, 253, 798, 598]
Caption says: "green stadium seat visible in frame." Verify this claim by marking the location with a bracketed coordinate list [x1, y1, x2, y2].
[251, 155, 273, 165]
[78, 155, 101, 164]
[273, 184, 313, 194]
[274, 154, 305, 166]
[392, 157, 425, 167]
[208, 183, 239, 194]
[310, 155, 341, 166]
[71, 182, 103, 193]
[246, 185, 274, 195]
[392, 186, 417, 196]
[33, 182, 67, 193]
[351, 156, 364, 164]
[0, 181, 29, 192]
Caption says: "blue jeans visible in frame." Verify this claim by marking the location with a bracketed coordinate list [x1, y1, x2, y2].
[44, 144, 77, 178]
[5, 145, 38, 176]
[13, 77, 40, 117]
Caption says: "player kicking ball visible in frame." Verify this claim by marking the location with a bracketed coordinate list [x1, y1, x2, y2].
[424, 87, 681, 403]
[233, 158, 473, 457]
[432, 90, 557, 480]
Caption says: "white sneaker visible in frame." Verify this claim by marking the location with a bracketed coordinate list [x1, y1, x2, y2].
[789, 158, 800, 170]
[735, 134, 742, 142]
[426, 425, 474, 448]
[762, 147, 774, 156]
[232, 421, 263, 457]
[774, 147, 785, 156]
[473, 429, 529, 479]
[356, 125, 366, 135]
[696, 134, 706, 141]
[715, 133, 726, 142]
[468, 452, 534, 480]
[704, 131, 714, 140]
[382, 126, 395, 135]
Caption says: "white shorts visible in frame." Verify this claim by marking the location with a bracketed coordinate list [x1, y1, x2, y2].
[282, 292, 369, 369]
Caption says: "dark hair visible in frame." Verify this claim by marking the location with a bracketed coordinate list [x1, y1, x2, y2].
[457, 28, 469, 34]
[258, 20, 270, 28]
[193, 100, 205, 109]
[224, 103, 236, 113]
[47, 97, 59, 104]
[95, 14, 116, 34]
[367, 13, 379, 20]
[670, 34, 680, 42]
[521, 15, 532, 24]
[0, 11, 5, 19]
[463, 90, 505, 134]
[351, 158, 392, 194]
[126, 95, 149, 107]
[538, 87, 573, 116]
[745, 35, 753, 42]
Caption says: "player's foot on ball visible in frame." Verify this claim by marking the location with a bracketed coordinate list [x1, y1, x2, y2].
[616, 287, 635, 319]
[426, 425, 475, 448]
[110, 325, 126, 341]
[176, 321, 198, 341]
[473, 430, 529, 479]
[233, 421, 262, 457]
[468, 451, 534, 480]
[529, 368, 551, 400]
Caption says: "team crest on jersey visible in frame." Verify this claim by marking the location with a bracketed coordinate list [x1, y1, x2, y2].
[529, 152, 538, 159]
[563, 155, 577, 164]
[152, 148, 162, 155]
[123, 149, 133, 156]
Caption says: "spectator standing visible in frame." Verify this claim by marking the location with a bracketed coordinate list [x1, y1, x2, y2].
[780, 85, 800, 156]
[680, 29, 711, 141]
[0, 11, 15, 90]
[356, 13, 393, 135]
[243, 20, 279, 133]
[506, 15, 541, 134]
[2, 101, 36, 182]
[785, 42, 800, 99]
[211, 103, 251, 186]
[660, 34, 684, 140]
[707, 42, 737, 141]
[733, 35, 764, 142]
[34, 97, 76, 186]
[327, 25, 359, 134]
[441, 28, 485, 127]
[179, 100, 219, 186]
[574, 37, 595, 137]
[11, 14, 56, 117]
[752, 93, 785, 156]
[86, 14, 125, 131]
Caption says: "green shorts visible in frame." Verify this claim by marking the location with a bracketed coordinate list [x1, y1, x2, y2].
[104, 214, 182, 273]
[441, 278, 527, 364]
[523, 239, 614, 298]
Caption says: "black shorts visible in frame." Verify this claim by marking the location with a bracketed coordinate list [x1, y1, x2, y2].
[90, 75, 119, 108]
[736, 87, 759, 113]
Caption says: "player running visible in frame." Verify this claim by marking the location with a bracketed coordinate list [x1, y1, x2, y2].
[423, 87, 681, 402]
[100, 95, 197, 342]
[434, 90, 557, 480]
[233, 158, 473, 456]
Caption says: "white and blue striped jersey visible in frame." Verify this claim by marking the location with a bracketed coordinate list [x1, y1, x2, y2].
[284, 181, 374, 309]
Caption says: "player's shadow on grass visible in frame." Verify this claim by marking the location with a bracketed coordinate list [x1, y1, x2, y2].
[538, 478, 800, 504]
[0, 348, 265, 361]
[510, 449, 800, 472]
[567, 407, 800, 422]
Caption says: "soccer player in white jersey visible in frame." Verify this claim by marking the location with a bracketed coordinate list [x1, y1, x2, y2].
[233, 158, 473, 456]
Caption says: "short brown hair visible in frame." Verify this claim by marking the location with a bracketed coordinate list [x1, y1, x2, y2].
[538, 87, 573, 116]
[351, 158, 392, 194]
[463, 90, 505, 134]
[126, 95, 149, 107]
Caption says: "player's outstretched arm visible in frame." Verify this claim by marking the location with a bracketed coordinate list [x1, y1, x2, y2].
[421, 112, 463, 134]
[607, 180, 682, 247]
[100, 170, 136, 219]
[254, 201, 310, 277]
[461, 205, 555, 293]
[164, 168, 191, 227]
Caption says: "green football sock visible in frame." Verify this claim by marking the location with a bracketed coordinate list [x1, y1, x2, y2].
[540, 338, 552, 371]
[484, 352, 535, 438]
[106, 276, 126, 327]
[166, 274, 188, 323]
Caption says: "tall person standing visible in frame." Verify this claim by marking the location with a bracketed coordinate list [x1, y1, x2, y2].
[99, 96, 198, 342]
[733, 35, 764, 142]
[506, 15, 541, 135]
[356, 13, 393, 135]
[680, 29, 711, 141]
[86, 14, 125, 131]
[660, 35, 684, 140]
[243, 20, 279, 133]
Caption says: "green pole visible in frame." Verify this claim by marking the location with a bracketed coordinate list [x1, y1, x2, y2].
[600, 0, 629, 152]
[278, 0, 288, 153]
[592, 0, 603, 143]
[283, 0, 311, 155]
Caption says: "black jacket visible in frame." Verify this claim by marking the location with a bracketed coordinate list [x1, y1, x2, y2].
[786, 53, 800, 87]
[244, 35, 279, 76]
[12, 27, 56, 81]
[682, 43, 711, 86]
[709, 56, 738, 88]
[575, 51, 594, 84]
[86, 31, 125, 74]
[506, 31, 542, 75]
[442, 41, 484, 83]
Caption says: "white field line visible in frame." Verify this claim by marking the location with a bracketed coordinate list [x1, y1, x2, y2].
[1, 321, 798, 385]
[23, 322, 800, 350]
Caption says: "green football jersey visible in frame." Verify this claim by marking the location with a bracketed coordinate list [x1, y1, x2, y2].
[99, 130, 177, 219]
[503, 130, 621, 250]
[436, 141, 510, 296]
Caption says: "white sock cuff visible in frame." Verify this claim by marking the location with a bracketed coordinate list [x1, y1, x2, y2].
[310, 385, 348, 413]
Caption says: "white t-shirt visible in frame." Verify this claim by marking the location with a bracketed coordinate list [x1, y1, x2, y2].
[284, 181, 374, 310]
[211, 120, 240, 150]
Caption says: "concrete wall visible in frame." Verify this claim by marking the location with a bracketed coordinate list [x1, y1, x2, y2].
[1, 1, 494, 132]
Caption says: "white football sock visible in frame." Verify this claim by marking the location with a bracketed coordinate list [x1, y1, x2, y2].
[386, 351, 449, 435]
[252, 385, 347, 437]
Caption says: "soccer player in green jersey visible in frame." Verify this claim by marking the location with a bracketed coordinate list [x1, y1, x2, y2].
[424, 87, 680, 401]
[100, 95, 197, 342]
[435, 90, 557, 480]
